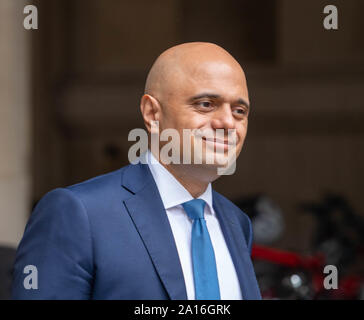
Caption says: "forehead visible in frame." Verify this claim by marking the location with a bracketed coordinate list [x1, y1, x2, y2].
[176, 60, 248, 100]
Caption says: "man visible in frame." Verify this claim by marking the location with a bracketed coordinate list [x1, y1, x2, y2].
[12, 42, 261, 299]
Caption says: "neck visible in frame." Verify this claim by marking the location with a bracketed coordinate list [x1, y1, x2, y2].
[163, 163, 210, 198]
[149, 149, 219, 198]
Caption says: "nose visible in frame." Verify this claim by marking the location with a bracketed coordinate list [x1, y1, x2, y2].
[210, 103, 235, 130]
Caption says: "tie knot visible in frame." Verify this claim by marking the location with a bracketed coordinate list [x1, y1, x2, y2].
[182, 199, 206, 220]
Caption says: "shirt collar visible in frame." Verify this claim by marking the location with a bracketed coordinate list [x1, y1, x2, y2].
[145, 150, 214, 215]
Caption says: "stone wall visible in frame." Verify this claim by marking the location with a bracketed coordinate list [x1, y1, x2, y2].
[0, 0, 31, 247]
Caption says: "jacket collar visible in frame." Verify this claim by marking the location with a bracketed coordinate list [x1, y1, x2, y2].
[121, 162, 188, 299]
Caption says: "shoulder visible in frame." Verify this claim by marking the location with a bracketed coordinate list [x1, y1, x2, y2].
[66, 166, 126, 196]
[31, 164, 134, 221]
[64, 164, 136, 205]
[212, 190, 252, 225]
[212, 190, 253, 251]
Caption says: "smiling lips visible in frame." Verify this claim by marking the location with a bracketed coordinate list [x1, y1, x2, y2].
[202, 137, 235, 151]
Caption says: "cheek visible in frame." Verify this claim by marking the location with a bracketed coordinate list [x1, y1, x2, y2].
[164, 105, 193, 129]
[180, 114, 207, 130]
[160, 111, 181, 131]
[240, 119, 248, 133]
[236, 121, 248, 142]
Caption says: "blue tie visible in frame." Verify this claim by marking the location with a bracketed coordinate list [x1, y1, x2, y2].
[182, 199, 221, 300]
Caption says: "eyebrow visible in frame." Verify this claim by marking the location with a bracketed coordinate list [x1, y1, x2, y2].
[188, 93, 250, 109]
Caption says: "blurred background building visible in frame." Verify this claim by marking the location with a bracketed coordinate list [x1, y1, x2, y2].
[0, 0, 363, 298]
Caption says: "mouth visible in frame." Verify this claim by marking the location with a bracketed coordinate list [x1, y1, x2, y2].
[202, 137, 235, 151]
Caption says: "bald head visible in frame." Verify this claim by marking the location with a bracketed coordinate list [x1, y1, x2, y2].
[140, 42, 250, 181]
[144, 42, 247, 101]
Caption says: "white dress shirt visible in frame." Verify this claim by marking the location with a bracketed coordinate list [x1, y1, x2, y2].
[145, 150, 242, 300]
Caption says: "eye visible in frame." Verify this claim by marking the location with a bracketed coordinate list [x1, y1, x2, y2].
[197, 101, 213, 108]
[233, 106, 249, 116]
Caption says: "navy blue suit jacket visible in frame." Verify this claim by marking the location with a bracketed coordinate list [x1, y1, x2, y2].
[12, 162, 261, 299]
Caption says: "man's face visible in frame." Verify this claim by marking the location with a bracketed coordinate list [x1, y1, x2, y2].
[157, 59, 249, 171]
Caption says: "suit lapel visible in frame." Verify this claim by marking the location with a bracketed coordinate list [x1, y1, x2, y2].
[122, 163, 187, 300]
[213, 191, 261, 300]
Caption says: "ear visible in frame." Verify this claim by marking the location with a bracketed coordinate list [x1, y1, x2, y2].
[140, 94, 162, 133]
